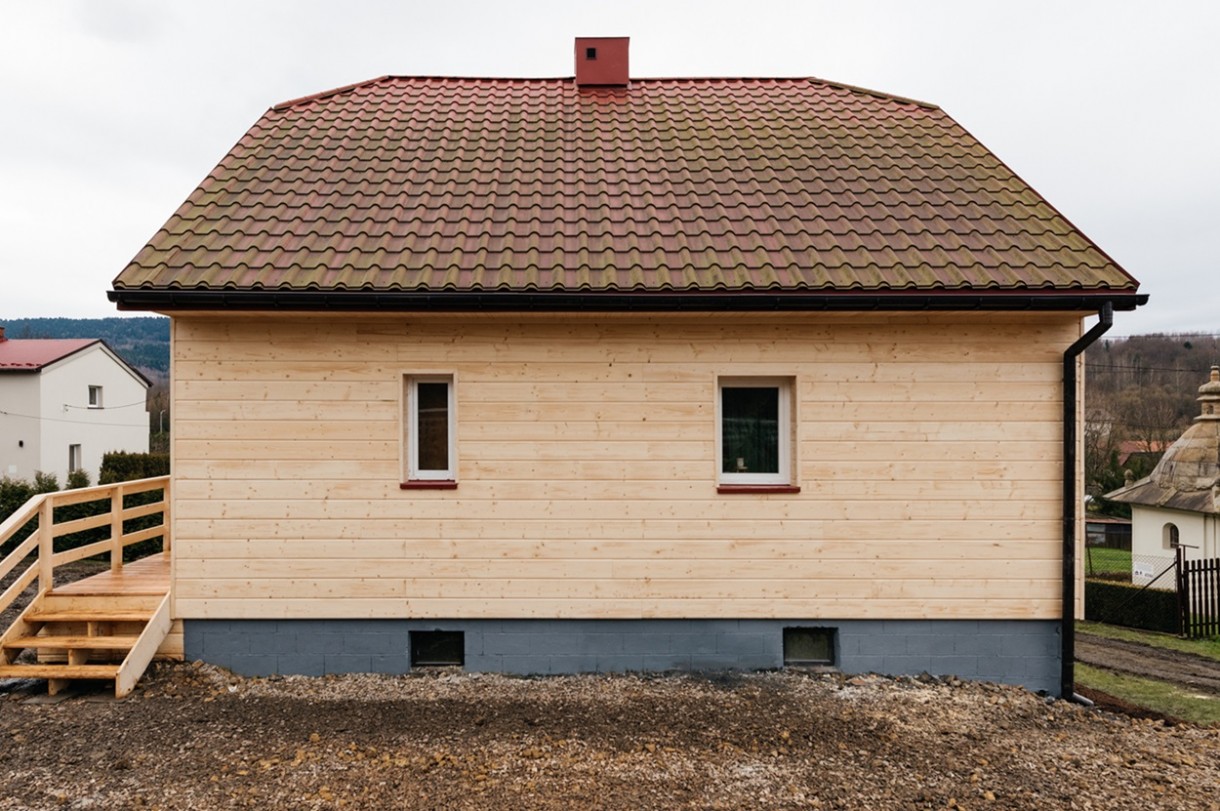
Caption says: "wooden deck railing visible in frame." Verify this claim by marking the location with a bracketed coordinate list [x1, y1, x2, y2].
[0, 476, 171, 617]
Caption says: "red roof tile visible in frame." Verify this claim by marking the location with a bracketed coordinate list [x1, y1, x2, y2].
[0, 339, 97, 371]
[111, 75, 1141, 307]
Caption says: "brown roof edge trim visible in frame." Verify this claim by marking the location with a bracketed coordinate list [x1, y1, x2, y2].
[108, 289, 1147, 314]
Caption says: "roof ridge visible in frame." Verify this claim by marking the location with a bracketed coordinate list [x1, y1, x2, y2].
[269, 74, 939, 112]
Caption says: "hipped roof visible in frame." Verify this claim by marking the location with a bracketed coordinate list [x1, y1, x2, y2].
[110, 75, 1144, 312]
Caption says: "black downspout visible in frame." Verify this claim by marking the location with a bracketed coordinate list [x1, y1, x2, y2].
[1061, 302, 1113, 698]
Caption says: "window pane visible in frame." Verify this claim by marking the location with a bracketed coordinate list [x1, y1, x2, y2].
[416, 382, 450, 472]
[721, 386, 779, 475]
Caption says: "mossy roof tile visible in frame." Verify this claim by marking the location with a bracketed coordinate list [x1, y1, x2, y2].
[113, 75, 1140, 300]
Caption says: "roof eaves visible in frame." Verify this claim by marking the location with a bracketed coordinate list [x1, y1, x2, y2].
[109, 288, 1148, 314]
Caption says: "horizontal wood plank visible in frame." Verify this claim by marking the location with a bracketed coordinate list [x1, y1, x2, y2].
[170, 313, 1081, 620]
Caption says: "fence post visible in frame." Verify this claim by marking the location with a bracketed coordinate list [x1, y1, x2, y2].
[110, 484, 125, 573]
[1175, 545, 1188, 638]
[38, 495, 54, 593]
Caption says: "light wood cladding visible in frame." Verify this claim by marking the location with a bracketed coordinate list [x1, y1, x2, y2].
[171, 313, 1082, 621]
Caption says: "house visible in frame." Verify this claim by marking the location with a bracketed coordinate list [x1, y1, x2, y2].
[1105, 367, 1220, 570]
[1117, 439, 1166, 469]
[108, 38, 1145, 696]
[0, 326, 150, 484]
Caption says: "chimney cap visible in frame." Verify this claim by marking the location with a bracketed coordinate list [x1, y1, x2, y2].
[575, 37, 630, 87]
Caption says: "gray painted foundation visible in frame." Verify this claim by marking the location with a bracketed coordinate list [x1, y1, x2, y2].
[184, 618, 1061, 694]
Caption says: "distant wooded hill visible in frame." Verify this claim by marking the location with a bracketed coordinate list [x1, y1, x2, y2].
[0, 317, 169, 379]
[1088, 332, 1220, 434]
[1085, 332, 1220, 507]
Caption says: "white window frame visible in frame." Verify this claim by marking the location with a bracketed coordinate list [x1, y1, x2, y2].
[68, 444, 82, 473]
[717, 376, 792, 486]
[405, 375, 457, 481]
[87, 385, 103, 409]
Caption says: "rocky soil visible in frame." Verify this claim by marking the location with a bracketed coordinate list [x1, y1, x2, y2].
[1, 665, 1219, 810]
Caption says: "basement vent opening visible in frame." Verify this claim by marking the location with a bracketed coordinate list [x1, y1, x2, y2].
[410, 631, 465, 667]
[783, 627, 836, 666]
[586, 47, 597, 59]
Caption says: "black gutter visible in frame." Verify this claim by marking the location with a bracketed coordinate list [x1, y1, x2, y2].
[1061, 301, 1113, 699]
[108, 289, 1147, 313]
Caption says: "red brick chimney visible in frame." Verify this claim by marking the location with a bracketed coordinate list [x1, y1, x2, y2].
[575, 37, 629, 87]
[0, 326, 6, 342]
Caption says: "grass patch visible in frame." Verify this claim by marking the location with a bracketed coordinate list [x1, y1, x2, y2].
[1077, 621, 1220, 662]
[1084, 547, 1131, 576]
[1076, 663, 1220, 726]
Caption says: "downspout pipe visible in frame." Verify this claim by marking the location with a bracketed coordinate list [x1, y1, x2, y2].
[1061, 302, 1113, 699]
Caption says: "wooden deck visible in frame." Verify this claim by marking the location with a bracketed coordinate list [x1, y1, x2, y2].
[53, 553, 171, 597]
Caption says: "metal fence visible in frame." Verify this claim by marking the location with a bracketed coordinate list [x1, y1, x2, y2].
[1085, 545, 1220, 639]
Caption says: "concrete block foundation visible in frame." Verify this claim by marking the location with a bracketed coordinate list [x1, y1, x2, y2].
[184, 618, 1060, 694]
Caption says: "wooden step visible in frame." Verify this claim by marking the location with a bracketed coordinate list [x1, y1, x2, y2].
[26, 609, 153, 624]
[0, 664, 119, 679]
[4, 635, 139, 651]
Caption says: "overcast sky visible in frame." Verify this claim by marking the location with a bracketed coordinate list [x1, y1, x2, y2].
[2, 0, 1216, 337]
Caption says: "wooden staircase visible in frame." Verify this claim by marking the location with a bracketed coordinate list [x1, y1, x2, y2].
[0, 591, 171, 697]
[0, 477, 175, 698]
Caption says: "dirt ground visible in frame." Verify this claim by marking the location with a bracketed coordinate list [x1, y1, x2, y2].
[3, 565, 1219, 809]
[1076, 633, 1220, 694]
[2, 665, 1220, 811]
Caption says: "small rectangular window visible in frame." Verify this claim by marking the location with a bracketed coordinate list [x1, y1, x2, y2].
[88, 386, 103, 408]
[783, 627, 835, 666]
[68, 444, 82, 473]
[718, 377, 793, 486]
[405, 375, 456, 482]
[410, 631, 464, 667]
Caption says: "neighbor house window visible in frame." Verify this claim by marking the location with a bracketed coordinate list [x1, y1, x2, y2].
[87, 386, 103, 408]
[718, 377, 794, 488]
[404, 375, 456, 485]
[1163, 523, 1180, 550]
[68, 444, 82, 473]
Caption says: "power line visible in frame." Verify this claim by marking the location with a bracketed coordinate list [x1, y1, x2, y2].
[0, 408, 152, 428]
[1085, 363, 1216, 374]
[63, 399, 149, 411]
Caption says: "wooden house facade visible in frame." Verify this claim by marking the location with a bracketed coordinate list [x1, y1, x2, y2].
[110, 39, 1144, 695]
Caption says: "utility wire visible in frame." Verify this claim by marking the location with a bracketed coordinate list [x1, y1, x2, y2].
[0, 408, 155, 428]
[1084, 363, 1217, 374]
[62, 399, 149, 410]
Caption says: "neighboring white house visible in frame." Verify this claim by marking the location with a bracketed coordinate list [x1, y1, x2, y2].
[0, 326, 150, 484]
[1106, 366, 1220, 581]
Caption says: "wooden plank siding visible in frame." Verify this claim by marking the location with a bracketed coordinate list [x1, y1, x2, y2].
[170, 312, 1082, 620]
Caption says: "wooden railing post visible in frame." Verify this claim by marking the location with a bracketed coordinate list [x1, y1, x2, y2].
[110, 484, 125, 573]
[162, 478, 172, 555]
[38, 496, 54, 593]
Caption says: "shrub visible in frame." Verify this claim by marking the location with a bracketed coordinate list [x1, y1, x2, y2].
[32, 471, 59, 494]
[1085, 579, 1179, 634]
[99, 452, 170, 484]
[66, 469, 91, 489]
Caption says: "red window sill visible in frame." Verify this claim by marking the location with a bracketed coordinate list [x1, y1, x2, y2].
[400, 480, 458, 490]
[717, 485, 801, 495]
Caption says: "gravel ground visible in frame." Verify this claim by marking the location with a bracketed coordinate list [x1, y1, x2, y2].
[1, 665, 1218, 810]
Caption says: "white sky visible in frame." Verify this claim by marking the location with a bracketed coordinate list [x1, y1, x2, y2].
[1, 0, 1216, 337]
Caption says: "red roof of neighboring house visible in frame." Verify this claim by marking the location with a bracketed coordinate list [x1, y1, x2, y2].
[1117, 440, 1167, 466]
[0, 339, 97, 371]
[110, 71, 1144, 312]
